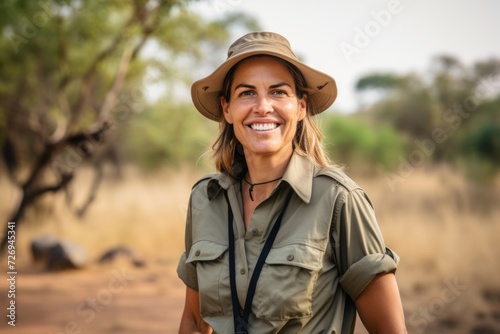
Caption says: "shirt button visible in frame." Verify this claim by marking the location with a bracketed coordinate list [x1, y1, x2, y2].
[195, 250, 201, 256]
[287, 254, 294, 261]
[251, 228, 259, 236]
[240, 268, 246, 275]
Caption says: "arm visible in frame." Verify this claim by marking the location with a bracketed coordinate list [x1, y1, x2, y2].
[355, 272, 407, 334]
[332, 188, 406, 332]
[179, 286, 212, 334]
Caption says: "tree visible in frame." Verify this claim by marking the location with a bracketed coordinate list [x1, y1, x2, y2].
[322, 113, 406, 174]
[355, 73, 441, 140]
[353, 55, 500, 177]
[0, 0, 258, 251]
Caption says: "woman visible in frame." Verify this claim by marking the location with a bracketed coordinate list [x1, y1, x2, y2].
[178, 32, 407, 333]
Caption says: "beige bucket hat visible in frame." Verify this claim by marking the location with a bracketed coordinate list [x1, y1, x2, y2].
[191, 32, 337, 121]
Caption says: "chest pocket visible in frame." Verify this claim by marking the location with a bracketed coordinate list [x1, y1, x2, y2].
[186, 240, 229, 317]
[253, 243, 324, 320]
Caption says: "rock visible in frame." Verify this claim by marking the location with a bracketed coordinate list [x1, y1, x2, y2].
[98, 245, 146, 267]
[46, 240, 89, 271]
[30, 234, 59, 263]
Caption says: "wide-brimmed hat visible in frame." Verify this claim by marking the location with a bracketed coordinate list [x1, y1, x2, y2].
[191, 32, 337, 121]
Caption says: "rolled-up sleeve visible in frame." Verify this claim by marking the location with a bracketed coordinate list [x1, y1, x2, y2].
[176, 194, 199, 291]
[333, 188, 399, 301]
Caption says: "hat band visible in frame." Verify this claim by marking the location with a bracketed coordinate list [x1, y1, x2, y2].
[227, 41, 297, 60]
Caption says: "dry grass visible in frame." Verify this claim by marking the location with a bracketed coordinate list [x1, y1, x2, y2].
[354, 165, 500, 333]
[0, 164, 499, 333]
[0, 165, 204, 264]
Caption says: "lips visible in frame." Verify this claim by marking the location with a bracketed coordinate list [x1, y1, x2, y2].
[250, 123, 278, 131]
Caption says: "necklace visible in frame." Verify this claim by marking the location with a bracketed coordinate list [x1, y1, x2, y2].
[242, 175, 283, 201]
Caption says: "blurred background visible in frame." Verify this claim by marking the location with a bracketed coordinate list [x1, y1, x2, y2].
[0, 1, 499, 333]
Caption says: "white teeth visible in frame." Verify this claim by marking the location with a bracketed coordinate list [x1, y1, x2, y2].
[250, 123, 278, 131]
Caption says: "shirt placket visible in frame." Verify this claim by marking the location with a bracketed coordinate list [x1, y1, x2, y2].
[227, 185, 249, 312]
[229, 184, 284, 315]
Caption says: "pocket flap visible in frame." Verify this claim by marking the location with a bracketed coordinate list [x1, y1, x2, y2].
[265, 244, 323, 271]
[186, 240, 228, 263]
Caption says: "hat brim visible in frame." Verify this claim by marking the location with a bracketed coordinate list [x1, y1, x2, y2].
[191, 50, 337, 122]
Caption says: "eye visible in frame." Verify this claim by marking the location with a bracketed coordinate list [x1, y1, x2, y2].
[271, 89, 288, 96]
[238, 90, 255, 97]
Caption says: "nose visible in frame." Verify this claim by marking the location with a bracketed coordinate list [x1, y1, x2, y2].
[253, 94, 273, 115]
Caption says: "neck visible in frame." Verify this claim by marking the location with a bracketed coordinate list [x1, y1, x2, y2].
[242, 149, 293, 202]
[245, 151, 292, 183]
[246, 156, 291, 183]
[243, 175, 283, 201]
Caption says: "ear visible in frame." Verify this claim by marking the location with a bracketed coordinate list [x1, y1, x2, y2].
[297, 95, 307, 121]
[221, 96, 233, 124]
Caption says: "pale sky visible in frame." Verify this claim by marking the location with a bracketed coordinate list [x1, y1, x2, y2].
[189, 0, 500, 112]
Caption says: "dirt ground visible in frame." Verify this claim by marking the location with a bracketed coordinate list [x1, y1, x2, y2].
[0, 261, 185, 334]
[0, 260, 371, 334]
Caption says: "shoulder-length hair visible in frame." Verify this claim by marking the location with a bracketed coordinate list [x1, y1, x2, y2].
[212, 55, 332, 179]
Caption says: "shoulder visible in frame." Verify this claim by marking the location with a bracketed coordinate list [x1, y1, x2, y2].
[191, 173, 219, 190]
[313, 166, 361, 193]
[191, 173, 230, 200]
[315, 166, 376, 211]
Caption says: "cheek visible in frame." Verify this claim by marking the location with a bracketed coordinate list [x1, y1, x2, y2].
[284, 102, 304, 123]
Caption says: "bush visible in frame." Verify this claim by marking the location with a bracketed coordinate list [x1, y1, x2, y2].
[322, 113, 407, 173]
[124, 102, 217, 169]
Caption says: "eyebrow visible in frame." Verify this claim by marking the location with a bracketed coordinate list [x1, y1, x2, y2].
[233, 82, 293, 91]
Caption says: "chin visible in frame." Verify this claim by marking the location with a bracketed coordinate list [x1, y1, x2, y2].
[246, 143, 291, 157]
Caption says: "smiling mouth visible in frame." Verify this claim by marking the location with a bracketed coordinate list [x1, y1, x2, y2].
[250, 123, 278, 131]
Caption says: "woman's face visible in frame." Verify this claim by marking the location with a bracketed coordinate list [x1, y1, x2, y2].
[221, 56, 307, 162]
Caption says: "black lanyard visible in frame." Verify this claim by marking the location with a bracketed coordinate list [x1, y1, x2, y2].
[224, 189, 293, 334]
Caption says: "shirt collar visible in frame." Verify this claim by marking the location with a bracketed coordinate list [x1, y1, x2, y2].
[206, 152, 315, 203]
[206, 173, 234, 200]
[282, 152, 314, 204]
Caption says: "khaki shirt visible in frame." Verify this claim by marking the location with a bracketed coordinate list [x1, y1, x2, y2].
[177, 153, 399, 333]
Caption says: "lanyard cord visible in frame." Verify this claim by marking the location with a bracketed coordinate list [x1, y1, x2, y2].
[242, 176, 283, 201]
[224, 189, 293, 334]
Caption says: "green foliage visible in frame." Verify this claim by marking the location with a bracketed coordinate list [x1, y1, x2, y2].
[468, 122, 500, 161]
[322, 113, 407, 172]
[355, 73, 402, 92]
[451, 97, 500, 180]
[374, 87, 441, 139]
[355, 55, 500, 180]
[124, 101, 217, 169]
[0, 0, 259, 173]
[1, 0, 497, 185]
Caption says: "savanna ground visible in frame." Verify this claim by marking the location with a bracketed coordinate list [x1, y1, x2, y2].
[0, 164, 499, 334]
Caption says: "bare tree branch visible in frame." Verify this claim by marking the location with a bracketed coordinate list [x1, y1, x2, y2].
[57, 15, 137, 92]
[28, 173, 74, 201]
[0, 173, 73, 251]
[0, 121, 111, 252]
[63, 13, 140, 133]
[98, 43, 135, 121]
[76, 164, 104, 218]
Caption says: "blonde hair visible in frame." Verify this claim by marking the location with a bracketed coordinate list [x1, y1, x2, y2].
[212, 56, 332, 179]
